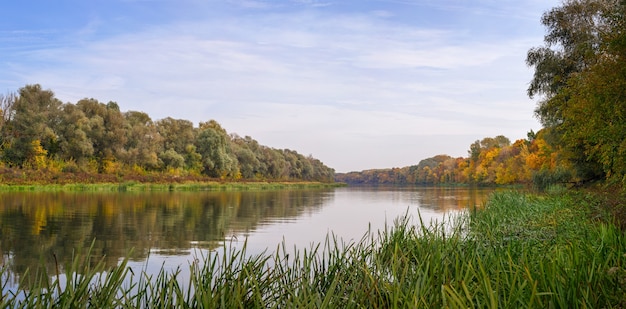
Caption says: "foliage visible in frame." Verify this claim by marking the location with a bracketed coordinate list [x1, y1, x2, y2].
[196, 120, 238, 178]
[527, 0, 626, 184]
[336, 133, 566, 188]
[0, 85, 61, 167]
[0, 85, 335, 183]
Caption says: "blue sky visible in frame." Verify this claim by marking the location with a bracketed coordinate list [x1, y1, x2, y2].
[1, 0, 558, 172]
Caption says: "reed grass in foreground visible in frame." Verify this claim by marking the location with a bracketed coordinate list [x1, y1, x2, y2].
[2, 191, 625, 308]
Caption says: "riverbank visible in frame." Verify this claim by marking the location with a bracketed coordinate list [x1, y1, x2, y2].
[0, 181, 346, 192]
[2, 189, 625, 308]
[0, 167, 342, 190]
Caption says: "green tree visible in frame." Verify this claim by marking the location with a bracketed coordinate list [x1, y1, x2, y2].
[231, 135, 268, 178]
[155, 117, 196, 153]
[1, 85, 62, 167]
[56, 103, 94, 163]
[196, 120, 238, 178]
[183, 144, 203, 173]
[159, 148, 185, 169]
[263, 148, 289, 180]
[560, 32, 626, 181]
[76, 99, 127, 172]
[527, 0, 611, 121]
[123, 111, 163, 169]
[231, 135, 262, 179]
[155, 117, 198, 170]
[527, 0, 625, 182]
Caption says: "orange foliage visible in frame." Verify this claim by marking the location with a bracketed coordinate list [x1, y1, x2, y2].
[336, 131, 571, 186]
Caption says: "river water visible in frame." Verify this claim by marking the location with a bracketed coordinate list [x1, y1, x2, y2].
[0, 186, 495, 291]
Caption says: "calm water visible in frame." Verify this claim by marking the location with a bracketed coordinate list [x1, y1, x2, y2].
[0, 186, 494, 290]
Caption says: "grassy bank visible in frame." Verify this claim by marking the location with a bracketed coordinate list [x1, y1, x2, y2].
[2, 190, 625, 308]
[0, 181, 346, 192]
[0, 167, 342, 190]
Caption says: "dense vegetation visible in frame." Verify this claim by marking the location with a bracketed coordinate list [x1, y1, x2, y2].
[338, 0, 626, 191]
[0, 85, 335, 183]
[3, 190, 625, 308]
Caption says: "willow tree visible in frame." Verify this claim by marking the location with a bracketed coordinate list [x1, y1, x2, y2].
[76, 99, 128, 172]
[155, 117, 198, 170]
[1, 85, 62, 167]
[56, 103, 94, 162]
[196, 120, 238, 178]
[230, 134, 262, 179]
[123, 111, 163, 169]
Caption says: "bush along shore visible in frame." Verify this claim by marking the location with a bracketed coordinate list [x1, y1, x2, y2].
[2, 190, 625, 308]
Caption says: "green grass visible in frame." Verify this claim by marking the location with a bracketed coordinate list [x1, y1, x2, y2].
[2, 190, 625, 308]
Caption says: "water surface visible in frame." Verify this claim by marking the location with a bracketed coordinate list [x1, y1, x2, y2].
[0, 186, 494, 288]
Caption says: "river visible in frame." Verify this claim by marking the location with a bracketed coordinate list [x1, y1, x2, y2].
[0, 186, 495, 290]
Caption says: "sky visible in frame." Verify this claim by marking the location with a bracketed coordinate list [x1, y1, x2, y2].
[0, 0, 559, 172]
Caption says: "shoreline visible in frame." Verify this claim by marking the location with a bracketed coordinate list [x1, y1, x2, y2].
[0, 181, 346, 192]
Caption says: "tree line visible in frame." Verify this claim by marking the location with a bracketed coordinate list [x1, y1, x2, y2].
[335, 132, 566, 188]
[0, 84, 335, 182]
[339, 0, 626, 190]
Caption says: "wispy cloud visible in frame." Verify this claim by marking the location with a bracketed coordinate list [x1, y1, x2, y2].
[227, 0, 279, 9]
[291, 0, 333, 7]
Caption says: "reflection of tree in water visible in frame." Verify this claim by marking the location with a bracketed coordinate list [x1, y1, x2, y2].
[412, 187, 496, 212]
[0, 189, 332, 284]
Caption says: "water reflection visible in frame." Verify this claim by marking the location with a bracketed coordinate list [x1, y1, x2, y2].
[0, 189, 332, 284]
[237, 186, 495, 256]
[334, 186, 493, 210]
[367, 186, 494, 211]
[0, 186, 494, 291]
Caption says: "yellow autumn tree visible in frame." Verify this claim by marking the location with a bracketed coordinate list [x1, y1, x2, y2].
[25, 139, 48, 169]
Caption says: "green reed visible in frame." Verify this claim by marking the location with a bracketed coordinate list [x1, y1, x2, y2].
[1, 190, 625, 308]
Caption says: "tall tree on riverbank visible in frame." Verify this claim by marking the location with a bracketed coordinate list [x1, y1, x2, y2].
[0, 85, 62, 167]
[56, 103, 94, 162]
[527, 0, 626, 184]
[76, 99, 128, 173]
[123, 111, 163, 169]
[196, 120, 239, 178]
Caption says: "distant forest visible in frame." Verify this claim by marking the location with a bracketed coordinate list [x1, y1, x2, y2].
[0, 84, 335, 183]
[335, 132, 568, 188]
